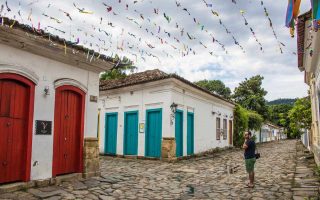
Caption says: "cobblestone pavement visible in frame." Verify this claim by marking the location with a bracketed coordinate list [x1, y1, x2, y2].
[1, 140, 319, 200]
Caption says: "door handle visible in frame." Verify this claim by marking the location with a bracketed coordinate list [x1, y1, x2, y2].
[2, 161, 7, 166]
[6, 122, 11, 127]
[64, 154, 67, 159]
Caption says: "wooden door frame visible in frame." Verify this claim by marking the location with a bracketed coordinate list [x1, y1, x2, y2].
[0, 73, 35, 182]
[123, 111, 138, 155]
[52, 85, 85, 177]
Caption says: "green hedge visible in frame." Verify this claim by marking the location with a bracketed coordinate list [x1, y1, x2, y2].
[233, 104, 263, 147]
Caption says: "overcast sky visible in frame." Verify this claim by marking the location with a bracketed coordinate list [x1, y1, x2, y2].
[1, 0, 312, 100]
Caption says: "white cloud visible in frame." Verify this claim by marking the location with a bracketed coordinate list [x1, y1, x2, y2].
[2, 0, 310, 100]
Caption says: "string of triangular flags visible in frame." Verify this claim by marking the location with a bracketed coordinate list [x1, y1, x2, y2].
[259, 0, 284, 54]
[0, 0, 296, 65]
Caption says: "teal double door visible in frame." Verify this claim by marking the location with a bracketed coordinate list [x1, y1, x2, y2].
[105, 111, 139, 156]
[105, 113, 118, 155]
[123, 111, 139, 155]
[145, 109, 162, 158]
[187, 112, 194, 155]
[175, 110, 194, 157]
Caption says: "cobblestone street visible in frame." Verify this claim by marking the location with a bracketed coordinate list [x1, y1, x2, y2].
[1, 140, 319, 200]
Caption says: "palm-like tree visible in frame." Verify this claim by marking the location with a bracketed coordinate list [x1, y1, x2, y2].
[100, 55, 136, 80]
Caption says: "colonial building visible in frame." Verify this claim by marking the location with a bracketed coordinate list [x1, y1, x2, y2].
[99, 69, 235, 160]
[297, 10, 320, 165]
[251, 123, 285, 143]
[0, 18, 113, 185]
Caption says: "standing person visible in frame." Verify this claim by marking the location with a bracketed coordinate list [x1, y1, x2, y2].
[242, 131, 256, 188]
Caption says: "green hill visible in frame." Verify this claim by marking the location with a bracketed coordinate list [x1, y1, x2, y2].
[267, 98, 297, 105]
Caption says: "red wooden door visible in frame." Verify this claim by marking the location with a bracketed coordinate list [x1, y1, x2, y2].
[0, 80, 29, 183]
[53, 86, 85, 176]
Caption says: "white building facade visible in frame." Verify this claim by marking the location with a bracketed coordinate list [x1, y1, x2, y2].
[0, 18, 113, 185]
[297, 11, 320, 165]
[99, 70, 235, 160]
[252, 123, 285, 143]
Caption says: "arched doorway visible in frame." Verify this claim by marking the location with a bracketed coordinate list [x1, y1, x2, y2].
[0, 73, 35, 184]
[52, 85, 85, 176]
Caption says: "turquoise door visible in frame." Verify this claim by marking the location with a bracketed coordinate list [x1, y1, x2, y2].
[175, 110, 183, 157]
[105, 113, 118, 155]
[187, 112, 194, 155]
[145, 109, 162, 158]
[124, 111, 138, 155]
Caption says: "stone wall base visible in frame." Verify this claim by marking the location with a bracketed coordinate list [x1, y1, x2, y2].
[83, 138, 101, 178]
[161, 137, 176, 161]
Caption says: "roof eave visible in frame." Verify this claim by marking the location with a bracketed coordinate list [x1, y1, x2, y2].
[0, 19, 114, 73]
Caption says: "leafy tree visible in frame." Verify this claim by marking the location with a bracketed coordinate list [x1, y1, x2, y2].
[247, 110, 263, 131]
[267, 104, 292, 137]
[267, 104, 293, 126]
[233, 75, 268, 119]
[288, 97, 312, 138]
[100, 55, 136, 80]
[233, 104, 249, 147]
[194, 80, 232, 99]
[233, 104, 264, 147]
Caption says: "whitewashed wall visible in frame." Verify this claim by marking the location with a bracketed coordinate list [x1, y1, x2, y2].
[99, 80, 172, 156]
[171, 82, 234, 155]
[251, 129, 261, 143]
[99, 78, 234, 157]
[0, 44, 99, 180]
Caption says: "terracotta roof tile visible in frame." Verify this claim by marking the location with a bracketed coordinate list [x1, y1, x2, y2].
[99, 69, 235, 105]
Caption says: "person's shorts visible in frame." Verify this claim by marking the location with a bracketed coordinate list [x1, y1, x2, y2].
[245, 158, 256, 173]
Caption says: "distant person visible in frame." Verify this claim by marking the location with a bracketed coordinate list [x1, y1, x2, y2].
[242, 131, 256, 188]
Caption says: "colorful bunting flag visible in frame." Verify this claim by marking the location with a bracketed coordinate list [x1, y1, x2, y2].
[285, 0, 301, 37]
[311, 0, 320, 31]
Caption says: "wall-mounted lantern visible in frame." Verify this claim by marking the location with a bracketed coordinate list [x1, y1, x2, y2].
[170, 102, 178, 125]
[44, 86, 50, 96]
[170, 102, 178, 113]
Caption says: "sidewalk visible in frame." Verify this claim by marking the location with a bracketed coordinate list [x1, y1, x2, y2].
[292, 141, 320, 200]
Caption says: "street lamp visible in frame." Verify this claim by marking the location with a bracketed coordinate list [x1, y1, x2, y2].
[170, 102, 178, 113]
[170, 102, 178, 125]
